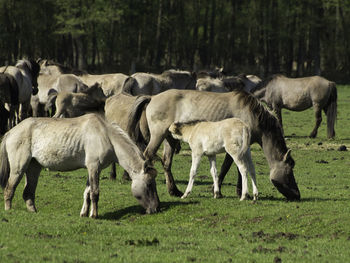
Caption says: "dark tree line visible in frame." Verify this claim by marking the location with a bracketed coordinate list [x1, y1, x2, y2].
[1, 0, 349, 82]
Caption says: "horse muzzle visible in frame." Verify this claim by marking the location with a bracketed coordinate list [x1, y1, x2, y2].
[271, 179, 301, 201]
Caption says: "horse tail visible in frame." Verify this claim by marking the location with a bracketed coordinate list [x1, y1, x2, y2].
[127, 95, 151, 144]
[0, 134, 10, 189]
[325, 82, 337, 138]
[122, 76, 138, 95]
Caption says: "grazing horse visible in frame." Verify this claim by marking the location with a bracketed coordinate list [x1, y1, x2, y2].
[128, 89, 300, 200]
[169, 118, 258, 200]
[0, 73, 19, 129]
[0, 60, 40, 123]
[252, 74, 337, 138]
[0, 114, 160, 218]
[129, 69, 197, 95]
[105, 93, 151, 180]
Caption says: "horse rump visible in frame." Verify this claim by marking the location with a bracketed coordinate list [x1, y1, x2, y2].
[0, 136, 10, 189]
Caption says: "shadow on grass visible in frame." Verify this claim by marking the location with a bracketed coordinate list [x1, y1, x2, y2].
[99, 200, 199, 221]
[258, 195, 350, 202]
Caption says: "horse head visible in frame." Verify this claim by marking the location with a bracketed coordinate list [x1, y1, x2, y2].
[131, 161, 160, 214]
[269, 149, 300, 201]
[15, 59, 40, 95]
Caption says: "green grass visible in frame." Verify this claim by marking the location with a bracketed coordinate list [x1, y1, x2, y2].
[0, 86, 350, 263]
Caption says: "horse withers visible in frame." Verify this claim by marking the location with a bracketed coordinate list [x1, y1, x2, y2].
[0, 114, 160, 218]
[169, 118, 258, 200]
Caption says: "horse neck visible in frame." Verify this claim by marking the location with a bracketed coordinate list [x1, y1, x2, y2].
[260, 129, 287, 168]
[107, 124, 144, 178]
[252, 87, 266, 100]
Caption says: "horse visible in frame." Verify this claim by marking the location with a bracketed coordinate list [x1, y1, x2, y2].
[128, 89, 300, 200]
[33, 60, 129, 117]
[52, 83, 105, 118]
[0, 104, 10, 135]
[0, 114, 160, 218]
[251, 74, 337, 138]
[39, 60, 130, 97]
[0, 60, 40, 123]
[0, 73, 19, 130]
[169, 118, 258, 200]
[129, 69, 197, 95]
[105, 93, 151, 180]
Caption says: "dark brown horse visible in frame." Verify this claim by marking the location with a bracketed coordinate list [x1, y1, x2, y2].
[128, 89, 300, 200]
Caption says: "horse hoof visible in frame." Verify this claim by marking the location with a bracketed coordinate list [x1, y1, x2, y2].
[214, 192, 223, 199]
[169, 188, 184, 197]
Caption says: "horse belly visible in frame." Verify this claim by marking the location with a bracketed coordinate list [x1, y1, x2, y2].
[282, 93, 312, 111]
[31, 135, 86, 171]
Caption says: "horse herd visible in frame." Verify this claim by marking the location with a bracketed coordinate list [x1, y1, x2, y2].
[0, 59, 337, 218]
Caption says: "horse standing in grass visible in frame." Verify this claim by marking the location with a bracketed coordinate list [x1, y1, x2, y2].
[0, 60, 40, 123]
[128, 89, 300, 200]
[252, 74, 337, 138]
[0, 114, 160, 218]
[0, 73, 19, 130]
[169, 118, 258, 200]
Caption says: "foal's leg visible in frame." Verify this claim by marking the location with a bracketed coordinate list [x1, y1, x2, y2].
[226, 148, 249, 201]
[309, 105, 322, 138]
[208, 155, 221, 199]
[245, 149, 258, 200]
[182, 153, 202, 199]
[23, 160, 41, 212]
[217, 153, 242, 197]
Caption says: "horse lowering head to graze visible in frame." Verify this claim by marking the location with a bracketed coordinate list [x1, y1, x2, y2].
[0, 114, 160, 217]
[105, 93, 151, 180]
[251, 74, 337, 139]
[128, 89, 300, 200]
[129, 69, 197, 95]
[169, 118, 258, 200]
[52, 82, 106, 118]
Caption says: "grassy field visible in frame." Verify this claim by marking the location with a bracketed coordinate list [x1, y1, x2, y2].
[0, 86, 349, 263]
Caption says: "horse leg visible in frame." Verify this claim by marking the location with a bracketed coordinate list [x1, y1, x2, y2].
[4, 170, 24, 210]
[208, 155, 221, 198]
[19, 101, 30, 122]
[245, 148, 258, 200]
[86, 163, 100, 218]
[23, 160, 41, 212]
[80, 179, 91, 217]
[109, 163, 116, 180]
[217, 153, 240, 197]
[162, 138, 183, 197]
[182, 153, 201, 199]
[309, 105, 322, 138]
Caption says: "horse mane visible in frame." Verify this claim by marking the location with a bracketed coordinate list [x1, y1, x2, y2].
[162, 69, 191, 77]
[250, 74, 283, 93]
[235, 91, 288, 155]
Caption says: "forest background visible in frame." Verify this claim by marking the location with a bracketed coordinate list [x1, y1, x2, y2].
[0, 0, 349, 83]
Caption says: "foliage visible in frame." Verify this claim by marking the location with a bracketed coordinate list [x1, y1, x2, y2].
[0, 0, 350, 81]
[0, 86, 349, 262]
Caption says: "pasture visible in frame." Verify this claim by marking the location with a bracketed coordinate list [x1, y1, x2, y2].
[0, 86, 349, 263]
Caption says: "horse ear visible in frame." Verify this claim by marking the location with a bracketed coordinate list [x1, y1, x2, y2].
[143, 160, 157, 178]
[283, 149, 292, 162]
